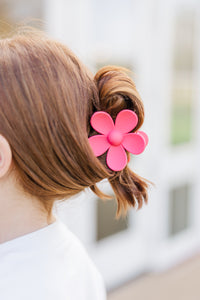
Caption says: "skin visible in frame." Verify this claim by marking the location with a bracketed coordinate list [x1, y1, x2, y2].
[0, 134, 56, 244]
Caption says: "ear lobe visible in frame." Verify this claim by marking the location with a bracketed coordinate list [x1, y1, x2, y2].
[0, 135, 12, 178]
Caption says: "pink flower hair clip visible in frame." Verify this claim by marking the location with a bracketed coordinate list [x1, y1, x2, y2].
[88, 109, 149, 171]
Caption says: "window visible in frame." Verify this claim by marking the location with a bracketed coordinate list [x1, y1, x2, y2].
[168, 184, 191, 236]
[170, 10, 197, 145]
[96, 196, 129, 241]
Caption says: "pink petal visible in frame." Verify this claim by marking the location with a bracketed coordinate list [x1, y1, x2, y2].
[90, 111, 114, 135]
[106, 145, 127, 171]
[136, 131, 149, 146]
[122, 133, 146, 154]
[88, 135, 110, 157]
[115, 109, 138, 133]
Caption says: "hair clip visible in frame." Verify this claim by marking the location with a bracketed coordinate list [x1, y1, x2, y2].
[88, 109, 148, 171]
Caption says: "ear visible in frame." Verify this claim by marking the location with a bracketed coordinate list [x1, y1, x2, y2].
[0, 135, 12, 178]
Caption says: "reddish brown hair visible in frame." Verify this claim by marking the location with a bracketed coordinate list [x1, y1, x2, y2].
[0, 27, 149, 219]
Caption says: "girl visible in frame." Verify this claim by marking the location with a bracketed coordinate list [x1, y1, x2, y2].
[0, 27, 149, 299]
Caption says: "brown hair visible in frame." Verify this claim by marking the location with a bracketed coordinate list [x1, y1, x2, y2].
[0, 27, 149, 219]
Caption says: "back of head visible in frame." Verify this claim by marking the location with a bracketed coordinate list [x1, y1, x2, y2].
[0, 27, 149, 219]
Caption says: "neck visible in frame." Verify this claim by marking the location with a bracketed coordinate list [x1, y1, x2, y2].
[0, 174, 56, 244]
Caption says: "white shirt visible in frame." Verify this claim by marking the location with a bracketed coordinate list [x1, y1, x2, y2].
[0, 218, 107, 300]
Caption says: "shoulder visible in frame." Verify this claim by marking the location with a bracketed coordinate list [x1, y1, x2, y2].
[45, 220, 107, 300]
[57, 220, 104, 284]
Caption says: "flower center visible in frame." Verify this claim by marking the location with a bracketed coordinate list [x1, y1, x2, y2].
[107, 129, 123, 146]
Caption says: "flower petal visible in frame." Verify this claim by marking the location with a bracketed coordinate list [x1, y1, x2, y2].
[106, 145, 127, 171]
[122, 133, 146, 154]
[136, 131, 149, 146]
[90, 111, 114, 135]
[88, 135, 110, 157]
[115, 109, 138, 133]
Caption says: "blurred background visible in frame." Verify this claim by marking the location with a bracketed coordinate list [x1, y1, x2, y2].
[0, 0, 200, 299]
